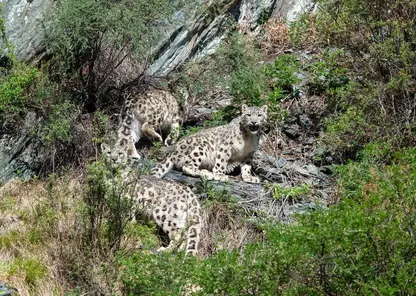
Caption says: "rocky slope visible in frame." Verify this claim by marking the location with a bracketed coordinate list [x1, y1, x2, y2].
[0, 0, 313, 184]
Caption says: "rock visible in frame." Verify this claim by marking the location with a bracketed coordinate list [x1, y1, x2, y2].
[196, 107, 214, 115]
[0, 134, 44, 182]
[1, 0, 313, 69]
[0, 113, 45, 183]
[273, 0, 314, 22]
[130, 150, 332, 222]
[304, 164, 320, 176]
[282, 124, 301, 138]
[0, 0, 54, 62]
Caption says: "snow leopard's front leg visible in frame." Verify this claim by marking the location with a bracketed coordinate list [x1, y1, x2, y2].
[211, 145, 232, 182]
[240, 153, 260, 184]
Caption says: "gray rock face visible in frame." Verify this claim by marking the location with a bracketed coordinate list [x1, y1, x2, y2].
[0, 135, 41, 182]
[0, 0, 54, 62]
[0, 113, 45, 183]
[149, 0, 314, 76]
[130, 150, 332, 223]
[0, 0, 313, 69]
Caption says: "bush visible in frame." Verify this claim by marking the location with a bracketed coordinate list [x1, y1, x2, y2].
[84, 160, 134, 253]
[0, 62, 48, 124]
[307, 0, 416, 159]
[120, 147, 416, 295]
[45, 0, 187, 111]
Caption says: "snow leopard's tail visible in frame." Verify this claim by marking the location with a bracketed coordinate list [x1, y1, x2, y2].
[184, 187, 201, 256]
[151, 157, 174, 178]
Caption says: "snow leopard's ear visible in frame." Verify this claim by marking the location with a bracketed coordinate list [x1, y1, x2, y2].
[241, 104, 248, 113]
[261, 105, 268, 113]
[101, 143, 110, 153]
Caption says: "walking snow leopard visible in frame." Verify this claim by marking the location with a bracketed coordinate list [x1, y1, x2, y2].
[114, 88, 182, 161]
[100, 143, 201, 255]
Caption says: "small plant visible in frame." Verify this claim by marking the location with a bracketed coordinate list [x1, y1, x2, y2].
[92, 111, 111, 145]
[0, 62, 42, 114]
[84, 160, 137, 253]
[179, 125, 203, 138]
[307, 49, 349, 95]
[42, 101, 77, 145]
[272, 183, 311, 200]
[198, 178, 237, 204]
[147, 141, 165, 162]
[289, 11, 317, 48]
[9, 258, 47, 286]
[264, 54, 301, 95]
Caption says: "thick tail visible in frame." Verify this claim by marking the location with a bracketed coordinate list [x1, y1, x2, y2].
[151, 158, 174, 178]
[185, 192, 201, 255]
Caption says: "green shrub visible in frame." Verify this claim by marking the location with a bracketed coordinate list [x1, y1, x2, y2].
[264, 54, 301, 94]
[307, 49, 349, 95]
[309, 0, 416, 159]
[0, 63, 44, 115]
[45, 0, 186, 109]
[289, 11, 316, 48]
[320, 106, 369, 159]
[42, 101, 77, 145]
[120, 147, 416, 295]
[9, 258, 47, 286]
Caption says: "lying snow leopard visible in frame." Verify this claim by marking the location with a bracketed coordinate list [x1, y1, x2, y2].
[151, 104, 268, 183]
[101, 143, 201, 255]
[115, 88, 182, 160]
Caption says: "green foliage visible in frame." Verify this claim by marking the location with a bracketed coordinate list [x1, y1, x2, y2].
[47, 0, 174, 71]
[9, 258, 47, 286]
[120, 148, 416, 295]
[84, 160, 137, 253]
[229, 67, 268, 106]
[179, 125, 203, 138]
[308, 0, 416, 159]
[198, 178, 237, 204]
[42, 101, 77, 145]
[124, 223, 159, 250]
[263, 54, 301, 123]
[92, 111, 111, 145]
[147, 141, 165, 162]
[45, 0, 182, 106]
[289, 12, 316, 47]
[307, 49, 349, 95]
[265, 54, 301, 95]
[121, 252, 196, 295]
[272, 183, 311, 200]
[0, 63, 42, 114]
[320, 107, 369, 158]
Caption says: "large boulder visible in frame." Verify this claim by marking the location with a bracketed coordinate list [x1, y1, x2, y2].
[0, 0, 54, 62]
[0, 113, 45, 183]
[148, 0, 315, 75]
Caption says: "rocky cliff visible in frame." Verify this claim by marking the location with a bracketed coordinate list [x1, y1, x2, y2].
[0, 0, 312, 183]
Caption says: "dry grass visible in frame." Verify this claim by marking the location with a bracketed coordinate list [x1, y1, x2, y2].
[0, 175, 92, 295]
[0, 169, 266, 294]
[199, 201, 262, 258]
[260, 18, 291, 56]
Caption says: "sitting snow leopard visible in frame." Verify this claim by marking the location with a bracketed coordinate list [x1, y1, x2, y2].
[115, 88, 182, 160]
[101, 143, 201, 255]
[151, 104, 268, 183]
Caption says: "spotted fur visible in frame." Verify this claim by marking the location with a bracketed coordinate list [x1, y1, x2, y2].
[101, 143, 201, 255]
[115, 88, 182, 161]
[151, 104, 268, 183]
